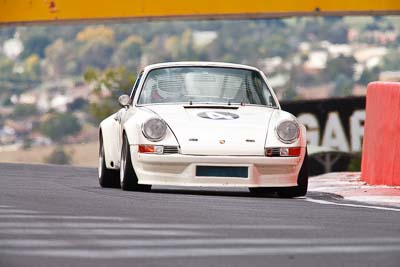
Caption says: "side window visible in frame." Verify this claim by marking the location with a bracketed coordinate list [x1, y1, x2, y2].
[255, 75, 276, 107]
[129, 72, 143, 100]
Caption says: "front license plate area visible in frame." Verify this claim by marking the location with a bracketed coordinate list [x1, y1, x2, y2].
[196, 166, 248, 178]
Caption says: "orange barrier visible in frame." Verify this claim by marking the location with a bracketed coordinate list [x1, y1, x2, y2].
[361, 82, 400, 186]
[1, 0, 400, 25]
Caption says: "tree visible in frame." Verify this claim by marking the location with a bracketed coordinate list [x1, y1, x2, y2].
[23, 54, 41, 80]
[347, 152, 362, 172]
[44, 146, 72, 165]
[324, 55, 356, 82]
[84, 67, 136, 123]
[12, 104, 38, 118]
[79, 41, 115, 70]
[40, 113, 81, 142]
[333, 74, 353, 97]
[112, 35, 144, 70]
[45, 39, 78, 77]
[0, 56, 13, 80]
[21, 33, 51, 58]
[365, 16, 395, 32]
[76, 26, 115, 43]
[0, 27, 15, 44]
[358, 67, 380, 85]
[326, 22, 348, 44]
[381, 49, 400, 71]
[76, 26, 116, 70]
[67, 97, 88, 112]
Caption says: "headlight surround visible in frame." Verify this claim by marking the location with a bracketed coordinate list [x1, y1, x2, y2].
[142, 118, 167, 142]
[276, 120, 299, 144]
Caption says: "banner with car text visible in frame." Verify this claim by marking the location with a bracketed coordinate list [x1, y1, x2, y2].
[281, 96, 366, 152]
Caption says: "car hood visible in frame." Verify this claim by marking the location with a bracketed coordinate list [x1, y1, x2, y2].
[142, 104, 275, 156]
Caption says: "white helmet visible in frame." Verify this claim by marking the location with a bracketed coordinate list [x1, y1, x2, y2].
[156, 75, 184, 99]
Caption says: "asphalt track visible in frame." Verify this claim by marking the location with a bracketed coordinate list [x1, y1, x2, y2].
[0, 163, 399, 267]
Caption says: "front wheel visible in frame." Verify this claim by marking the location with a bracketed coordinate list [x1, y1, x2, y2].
[98, 135, 120, 188]
[120, 134, 152, 192]
[249, 187, 275, 196]
[277, 150, 309, 198]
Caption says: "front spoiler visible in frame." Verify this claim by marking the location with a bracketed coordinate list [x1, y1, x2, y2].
[130, 145, 305, 188]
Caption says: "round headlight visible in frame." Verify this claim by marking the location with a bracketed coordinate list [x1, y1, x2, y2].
[276, 120, 299, 144]
[142, 118, 167, 142]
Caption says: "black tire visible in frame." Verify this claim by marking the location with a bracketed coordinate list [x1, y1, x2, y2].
[120, 134, 152, 192]
[249, 187, 275, 196]
[277, 151, 309, 198]
[98, 134, 120, 188]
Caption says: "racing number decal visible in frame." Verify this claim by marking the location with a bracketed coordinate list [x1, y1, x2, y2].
[198, 111, 239, 120]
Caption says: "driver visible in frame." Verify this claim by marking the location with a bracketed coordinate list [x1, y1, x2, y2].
[152, 75, 185, 102]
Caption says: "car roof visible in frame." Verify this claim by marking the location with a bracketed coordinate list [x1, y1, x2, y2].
[142, 61, 261, 72]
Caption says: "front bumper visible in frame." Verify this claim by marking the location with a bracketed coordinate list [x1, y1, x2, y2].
[130, 145, 305, 188]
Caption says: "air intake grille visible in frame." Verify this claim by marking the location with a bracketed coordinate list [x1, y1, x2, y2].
[163, 146, 179, 154]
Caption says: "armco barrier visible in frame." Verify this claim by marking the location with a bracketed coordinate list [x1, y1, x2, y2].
[361, 82, 400, 186]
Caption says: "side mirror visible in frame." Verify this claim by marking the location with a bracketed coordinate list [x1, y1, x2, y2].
[118, 94, 131, 107]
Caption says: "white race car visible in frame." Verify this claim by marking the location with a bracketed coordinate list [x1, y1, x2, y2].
[98, 62, 308, 197]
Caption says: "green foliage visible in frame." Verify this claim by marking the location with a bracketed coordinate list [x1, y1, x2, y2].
[269, 35, 293, 58]
[67, 97, 88, 112]
[88, 101, 119, 124]
[76, 26, 116, 71]
[0, 28, 15, 43]
[365, 16, 395, 31]
[348, 152, 362, 172]
[333, 74, 354, 97]
[358, 67, 380, 85]
[324, 55, 356, 82]
[40, 113, 81, 142]
[44, 146, 72, 165]
[326, 22, 349, 44]
[76, 26, 115, 43]
[23, 138, 33, 150]
[0, 55, 41, 92]
[23, 54, 41, 80]
[381, 49, 400, 71]
[300, 17, 347, 44]
[112, 35, 143, 70]
[0, 56, 13, 79]
[117, 35, 143, 57]
[45, 38, 82, 76]
[21, 33, 51, 58]
[79, 41, 115, 70]
[12, 104, 38, 118]
[2, 17, 399, 103]
[84, 67, 136, 123]
[282, 87, 298, 100]
[0, 92, 12, 106]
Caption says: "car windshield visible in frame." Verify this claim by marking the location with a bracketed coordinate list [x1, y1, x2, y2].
[137, 66, 277, 107]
